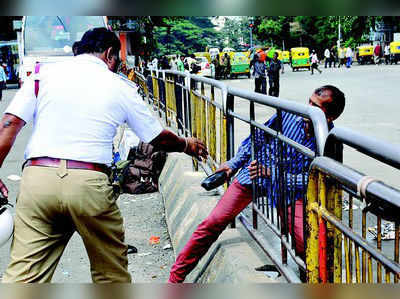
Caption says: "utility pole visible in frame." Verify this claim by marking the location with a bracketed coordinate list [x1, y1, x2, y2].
[337, 16, 341, 49]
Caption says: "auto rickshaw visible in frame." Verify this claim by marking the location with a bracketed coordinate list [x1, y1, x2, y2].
[390, 41, 400, 64]
[290, 47, 310, 71]
[230, 51, 250, 78]
[281, 50, 290, 64]
[356, 45, 373, 65]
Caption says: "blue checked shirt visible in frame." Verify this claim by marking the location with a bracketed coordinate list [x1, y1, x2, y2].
[226, 111, 333, 201]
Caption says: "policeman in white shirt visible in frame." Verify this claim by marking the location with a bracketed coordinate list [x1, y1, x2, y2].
[0, 28, 207, 283]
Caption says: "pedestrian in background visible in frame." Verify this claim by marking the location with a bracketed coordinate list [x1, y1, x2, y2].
[266, 52, 283, 97]
[253, 53, 267, 94]
[374, 43, 381, 65]
[0, 62, 7, 101]
[0, 27, 208, 283]
[330, 47, 337, 68]
[310, 50, 322, 75]
[338, 47, 345, 68]
[324, 48, 331, 68]
[345, 47, 353, 68]
[177, 56, 185, 72]
[384, 43, 390, 65]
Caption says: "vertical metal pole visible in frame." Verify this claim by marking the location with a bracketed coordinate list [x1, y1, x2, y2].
[250, 100, 257, 230]
[306, 170, 319, 283]
[226, 93, 235, 228]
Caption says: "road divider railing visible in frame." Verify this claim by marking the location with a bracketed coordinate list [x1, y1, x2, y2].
[133, 68, 400, 283]
[306, 127, 400, 283]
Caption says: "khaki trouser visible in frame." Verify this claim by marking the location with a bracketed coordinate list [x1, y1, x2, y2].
[2, 161, 131, 283]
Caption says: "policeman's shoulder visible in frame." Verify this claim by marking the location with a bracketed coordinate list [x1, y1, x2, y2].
[112, 72, 138, 90]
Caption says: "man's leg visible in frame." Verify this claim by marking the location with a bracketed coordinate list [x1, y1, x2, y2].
[261, 78, 267, 94]
[168, 179, 252, 283]
[254, 78, 261, 93]
[268, 80, 273, 96]
[2, 166, 73, 283]
[65, 169, 131, 283]
[275, 80, 280, 97]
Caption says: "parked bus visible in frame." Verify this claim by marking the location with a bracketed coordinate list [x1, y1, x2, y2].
[18, 16, 108, 85]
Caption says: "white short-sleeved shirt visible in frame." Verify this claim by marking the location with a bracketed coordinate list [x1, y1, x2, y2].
[5, 54, 163, 165]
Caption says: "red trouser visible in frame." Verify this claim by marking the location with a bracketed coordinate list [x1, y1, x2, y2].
[168, 179, 252, 283]
[168, 179, 305, 283]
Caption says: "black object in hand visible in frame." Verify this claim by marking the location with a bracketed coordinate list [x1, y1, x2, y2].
[201, 171, 227, 191]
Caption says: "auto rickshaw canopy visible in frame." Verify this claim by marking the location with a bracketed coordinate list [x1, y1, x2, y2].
[358, 45, 373, 56]
[390, 41, 400, 54]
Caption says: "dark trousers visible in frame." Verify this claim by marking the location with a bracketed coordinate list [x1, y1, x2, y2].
[268, 79, 280, 97]
[311, 63, 322, 74]
[0, 86, 2, 101]
[254, 77, 267, 94]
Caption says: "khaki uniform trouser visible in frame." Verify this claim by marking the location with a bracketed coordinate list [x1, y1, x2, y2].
[2, 161, 131, 283]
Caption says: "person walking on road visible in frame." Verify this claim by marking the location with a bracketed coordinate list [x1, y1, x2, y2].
[384, 43, 390, 65]
[374, 43, 382, 65]
[168, 85, 346, 283]
[253, 53, 267, 94]
[310, 50, 322, 75]
[0, 62, 7, 101]
[0, 27, 208, 283]
[345, 47, 353, 68]
[338, 47, 345, 68]
[324, 48, 331, 68]
[266, 52, 283, 97]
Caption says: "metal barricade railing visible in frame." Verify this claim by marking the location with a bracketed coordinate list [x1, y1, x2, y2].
[225, 86, 329, 282]
[306, 127, 400, 283]
[132, 69, 400, 284]
[140, 69, 229, 175]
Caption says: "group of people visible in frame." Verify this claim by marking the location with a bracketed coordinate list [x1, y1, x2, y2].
[311, 47, 354, 74]
[212, 53, 231, 80]
[0, 27, 347, 284]
[251, 50, 283, 97]
[324, 46, 354, 69]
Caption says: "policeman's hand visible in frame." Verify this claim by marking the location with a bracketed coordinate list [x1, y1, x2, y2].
[0, 179, 9, 200]
[184, 137, 208, 160]
[248, 160, 270, 180]
[215, 162, 233, 180]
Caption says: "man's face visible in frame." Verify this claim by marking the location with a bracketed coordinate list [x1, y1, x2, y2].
[308, 90, 334, 122]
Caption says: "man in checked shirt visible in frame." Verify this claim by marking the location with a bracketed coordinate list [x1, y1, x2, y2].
[168, 85, 345, 283]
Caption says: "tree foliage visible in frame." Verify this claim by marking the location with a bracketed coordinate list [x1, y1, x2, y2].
[153, 17, 221, 57]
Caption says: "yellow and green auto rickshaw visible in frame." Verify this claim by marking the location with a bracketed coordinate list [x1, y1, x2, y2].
[230, 52, 250, 78]
[356, 45, 373, 65]
[290, 47, 310, 71]
[390, 41, 400, 64]
[281, 50, 290, 64]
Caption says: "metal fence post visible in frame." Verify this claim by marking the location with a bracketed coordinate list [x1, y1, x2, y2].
[306, 170, 319, 283]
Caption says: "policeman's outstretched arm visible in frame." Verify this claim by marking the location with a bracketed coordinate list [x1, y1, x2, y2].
[0, 113, 26, 198]
[150, 129, 208, 160]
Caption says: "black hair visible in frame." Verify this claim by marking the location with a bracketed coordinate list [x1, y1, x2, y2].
[72, 41, 81, 56]
[78, 27, 120, 57]
[314, 85, 345, 120]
